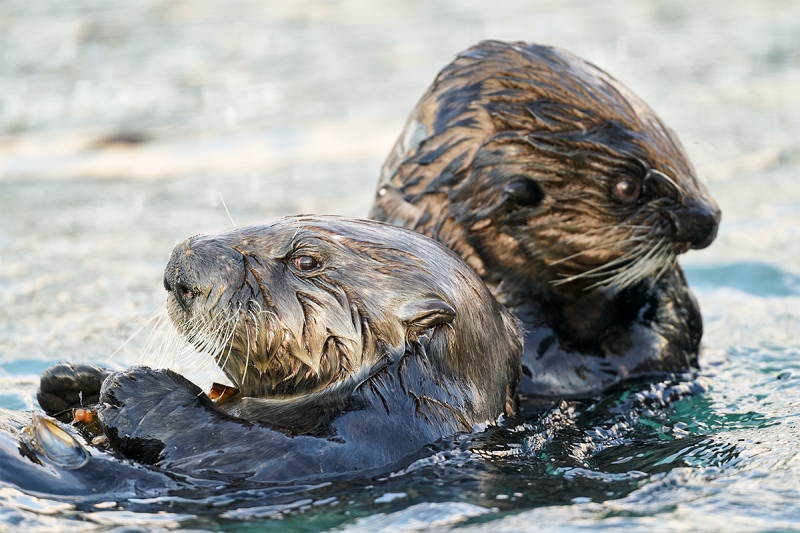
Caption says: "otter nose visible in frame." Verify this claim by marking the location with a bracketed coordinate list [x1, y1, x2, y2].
[164, 276, 196, 313]
[163, 246, 198, 313]
[671, 198, 722, 251]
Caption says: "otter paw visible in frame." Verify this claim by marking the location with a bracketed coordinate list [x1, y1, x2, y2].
[96, 367, 216, 465]
[98, 366, 206, 418]
[37, 363, 112, 421]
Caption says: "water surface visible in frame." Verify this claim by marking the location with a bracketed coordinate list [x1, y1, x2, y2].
[1, 0, 799, 530]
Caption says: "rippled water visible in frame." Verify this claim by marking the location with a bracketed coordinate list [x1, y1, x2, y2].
[1, 0, 799, 530]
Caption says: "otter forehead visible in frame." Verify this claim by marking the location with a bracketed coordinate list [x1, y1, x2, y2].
[186, 215, 474, 279]
[435, 42, 696, 181]
[186, 215, 453, 253]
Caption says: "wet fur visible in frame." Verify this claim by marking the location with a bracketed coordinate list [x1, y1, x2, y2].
[37, 216, 522, 482]
[162, 216, 520, 422]
[370, 41, 721, 396]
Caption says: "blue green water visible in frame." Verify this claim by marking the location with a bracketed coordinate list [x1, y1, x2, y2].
[1, 0, 799, 530]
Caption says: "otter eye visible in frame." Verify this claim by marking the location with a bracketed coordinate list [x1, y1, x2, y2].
[293, 255, 319, 271]
[503, 178, 544, 208]
[613, 179, 641, 204]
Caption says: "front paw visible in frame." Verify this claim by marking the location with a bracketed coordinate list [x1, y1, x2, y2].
[37, 363, 112, 422]
[96, 366, 219, 465]
[97, 366, 211, 435]
[99, 366, 205, 408]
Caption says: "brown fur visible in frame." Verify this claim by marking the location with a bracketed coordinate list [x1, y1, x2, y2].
[371, 41, 721, 396]
[164, 215, 522, 423]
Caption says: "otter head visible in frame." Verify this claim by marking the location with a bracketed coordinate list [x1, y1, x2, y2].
[163, 216, 520, 410]
[373, 40, 721, 297]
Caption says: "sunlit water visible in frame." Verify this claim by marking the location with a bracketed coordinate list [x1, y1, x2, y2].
[1, 0, 799, 530]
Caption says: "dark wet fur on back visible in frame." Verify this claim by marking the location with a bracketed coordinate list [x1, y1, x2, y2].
[370, 40, 721, 396]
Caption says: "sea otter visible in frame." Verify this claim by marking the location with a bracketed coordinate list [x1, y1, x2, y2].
[370, 40, 721, 396]
[27, 216, 521, 484]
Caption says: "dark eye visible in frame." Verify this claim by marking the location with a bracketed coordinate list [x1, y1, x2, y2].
[293, 255, 319, 271]
[612, 179, 641, 204]
[503, 178, 544, 208]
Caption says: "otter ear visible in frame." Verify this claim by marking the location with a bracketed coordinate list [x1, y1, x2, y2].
[399, 299, 456, 329]
[503, 177, 544, 208]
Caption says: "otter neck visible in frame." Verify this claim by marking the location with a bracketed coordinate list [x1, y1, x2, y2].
[490, 277, 628, 347]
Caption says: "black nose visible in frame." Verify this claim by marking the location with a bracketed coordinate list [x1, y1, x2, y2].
[164, 248, 197, 312]
[670, 198, 722, 251]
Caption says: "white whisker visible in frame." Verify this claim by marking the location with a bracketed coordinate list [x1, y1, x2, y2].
[552, 241, 647, 285]
[242, 313, 252, 389]
[550, 234, 648, 267]
[550, 229, 678, 292]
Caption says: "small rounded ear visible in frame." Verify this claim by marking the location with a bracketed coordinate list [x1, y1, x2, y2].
[503, 178, 544, 208]
[398, 298, 456, 329]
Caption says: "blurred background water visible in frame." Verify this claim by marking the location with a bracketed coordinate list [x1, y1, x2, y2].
[1, 0, 799, 531]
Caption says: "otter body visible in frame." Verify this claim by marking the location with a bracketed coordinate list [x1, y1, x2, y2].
[370, 41, 721, 396]
[24, 216, 520, 486]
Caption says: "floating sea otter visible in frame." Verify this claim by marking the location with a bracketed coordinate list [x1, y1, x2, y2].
[370, 40, 721, 396]
[11, 215, 520, 488]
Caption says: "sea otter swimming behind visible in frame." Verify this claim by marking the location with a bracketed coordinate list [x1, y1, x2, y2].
[17, 215, 521, 488]
[370, 40, 721, 396]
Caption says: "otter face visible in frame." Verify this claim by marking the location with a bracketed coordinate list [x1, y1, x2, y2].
[163, 224, 366, 398]
[162, 216, 514, 401]
[456, 111, 721, 293]
[373, 41, 721, 295]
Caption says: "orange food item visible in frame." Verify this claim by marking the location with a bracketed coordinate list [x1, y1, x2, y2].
[208, 383, 238, 402]
[73, 408, 94, 424]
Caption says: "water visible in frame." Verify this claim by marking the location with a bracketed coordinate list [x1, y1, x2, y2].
[1, 0, 799, 530]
